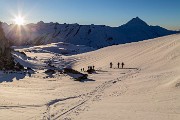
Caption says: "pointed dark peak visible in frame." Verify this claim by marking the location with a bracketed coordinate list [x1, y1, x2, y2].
[125, 17, 149, 27]
[132, 17, 143, 22]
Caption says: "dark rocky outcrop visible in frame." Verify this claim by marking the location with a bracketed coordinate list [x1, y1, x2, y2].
[64, 68, 88, 81]
[0, 21, 15, 70]
[45, 69, 56, 74]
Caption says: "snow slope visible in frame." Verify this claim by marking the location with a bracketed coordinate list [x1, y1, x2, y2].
[0, 34, 180, 120]
[2, 17, 177, 48]
[68, 34, 180, 120]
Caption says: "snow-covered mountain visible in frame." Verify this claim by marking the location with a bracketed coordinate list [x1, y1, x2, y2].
[2, 17, 177, 48]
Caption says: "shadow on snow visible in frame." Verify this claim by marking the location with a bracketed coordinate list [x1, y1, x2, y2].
[0, 72, 26, 83]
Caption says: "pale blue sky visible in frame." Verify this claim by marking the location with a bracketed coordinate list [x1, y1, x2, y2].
[0, 0, 179, 30]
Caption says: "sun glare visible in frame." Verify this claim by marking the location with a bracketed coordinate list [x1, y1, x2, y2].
[14, 16, 24, 25]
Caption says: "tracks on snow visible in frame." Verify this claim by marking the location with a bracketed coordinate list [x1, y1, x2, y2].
[44, 68, 140, 120]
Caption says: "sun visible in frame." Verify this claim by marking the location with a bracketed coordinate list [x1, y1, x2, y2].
[14, 16, 24, 25]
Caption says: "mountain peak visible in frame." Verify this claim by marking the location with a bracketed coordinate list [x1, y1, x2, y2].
[125, 17, 149, 27]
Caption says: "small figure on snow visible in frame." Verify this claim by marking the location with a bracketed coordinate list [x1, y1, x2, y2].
[121, 62, 125, 69]
[117, 62, 120, 68]
[110, 62, 113, 68]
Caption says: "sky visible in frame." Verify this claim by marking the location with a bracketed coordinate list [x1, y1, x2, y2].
[0, 0, 179, 30]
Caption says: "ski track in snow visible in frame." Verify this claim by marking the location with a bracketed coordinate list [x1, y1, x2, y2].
[44, 69, 141, 120]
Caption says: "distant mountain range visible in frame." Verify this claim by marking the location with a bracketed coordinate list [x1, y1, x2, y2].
[2, 17, 178, 48]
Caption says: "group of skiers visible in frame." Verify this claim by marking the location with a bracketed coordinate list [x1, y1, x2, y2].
[81, 62, 125, 72]
[110, 62, 125, 69]
[81, 66, 95, 72]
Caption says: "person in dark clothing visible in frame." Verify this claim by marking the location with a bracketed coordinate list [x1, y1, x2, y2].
[93, 66, 95, 70]
[82, 68, 84, 71]
[117, 62, 120, 68]
[81, 68, 82, 71]
[89, 66, 92, 70]
[110, 62, 113, 68]
[121, 62, 125, 69]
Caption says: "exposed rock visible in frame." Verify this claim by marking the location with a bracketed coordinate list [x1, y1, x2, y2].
[0, 21, 9, 55]
[64, 68, 88, 81]
[45, 69, 56, 74]
[0, 21, 15, 70]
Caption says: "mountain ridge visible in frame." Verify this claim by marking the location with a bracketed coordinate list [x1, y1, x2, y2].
[2, 17, 178, 48]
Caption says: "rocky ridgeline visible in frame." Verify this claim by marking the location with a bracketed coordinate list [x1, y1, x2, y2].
[2, 17, 178, 48]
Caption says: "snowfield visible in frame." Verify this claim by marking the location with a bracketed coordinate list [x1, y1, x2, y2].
[0, 34, 180, 120]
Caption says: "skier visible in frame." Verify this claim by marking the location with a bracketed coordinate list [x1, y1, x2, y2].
[121, 62, 125, 69]
[117, 62, 120, 68]
[110, 62, 113, 68]
[93, 66, 95, 70]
